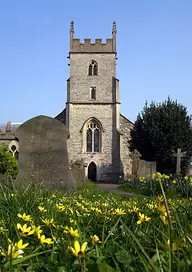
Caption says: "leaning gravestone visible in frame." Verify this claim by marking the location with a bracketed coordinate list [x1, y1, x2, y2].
[15, 115, 76, 191]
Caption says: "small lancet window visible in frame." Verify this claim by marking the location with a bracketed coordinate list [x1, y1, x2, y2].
[91, 87, 96, 100]
[88, 60, 98, 76]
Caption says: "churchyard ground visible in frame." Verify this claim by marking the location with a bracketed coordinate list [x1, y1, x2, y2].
[0, 178, 192, 271]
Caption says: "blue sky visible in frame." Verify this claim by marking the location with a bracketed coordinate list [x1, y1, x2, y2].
[0, 0, 192, 124]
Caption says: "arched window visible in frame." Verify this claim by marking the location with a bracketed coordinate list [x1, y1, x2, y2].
[85, 120, 101, 152]
[88, 60, 98, 76]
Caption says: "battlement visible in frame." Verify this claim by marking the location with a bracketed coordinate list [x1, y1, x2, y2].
[70, 38, 115, 53]
[70, 21, 117, 53]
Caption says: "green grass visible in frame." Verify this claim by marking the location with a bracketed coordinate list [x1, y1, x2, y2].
[0, 181, 192, 271]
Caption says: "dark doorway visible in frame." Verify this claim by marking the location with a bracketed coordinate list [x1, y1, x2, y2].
[88, 162, 97, 181]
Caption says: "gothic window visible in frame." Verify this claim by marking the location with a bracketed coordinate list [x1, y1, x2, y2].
[85, 120, 101, 153]
[90, 87, 96, 100]
[88, 60, 98, 76]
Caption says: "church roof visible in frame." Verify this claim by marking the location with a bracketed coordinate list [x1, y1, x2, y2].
[120, 114, 134, 125]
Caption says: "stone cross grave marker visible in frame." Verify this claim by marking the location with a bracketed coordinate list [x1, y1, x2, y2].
[130, 149, 142, 177]
[173, 148, 187, 175]
[15, 115, 76, 191]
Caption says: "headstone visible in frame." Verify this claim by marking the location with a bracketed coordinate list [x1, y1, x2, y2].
[15, 115, 76, 191]
[130, 149, 141, 177]
[71, 159, 87, 186]
[137, 160, 156, 179]
[173, 148, 187, 175]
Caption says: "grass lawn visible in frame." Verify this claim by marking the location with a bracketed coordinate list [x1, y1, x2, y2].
[0, 179, 192, 271]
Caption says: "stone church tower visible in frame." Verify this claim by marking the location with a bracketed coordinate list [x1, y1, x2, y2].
[56, 21, 133, 181]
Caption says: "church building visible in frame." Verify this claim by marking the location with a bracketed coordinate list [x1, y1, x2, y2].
[56, 21, 133, 181]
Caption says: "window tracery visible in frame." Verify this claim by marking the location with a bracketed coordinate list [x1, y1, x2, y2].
[88, 60, 98, 76]
[85, 120, 101, 152]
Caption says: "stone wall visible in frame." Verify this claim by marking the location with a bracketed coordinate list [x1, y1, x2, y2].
[67, 103, 120, 181]
[120, 114, 133, 178]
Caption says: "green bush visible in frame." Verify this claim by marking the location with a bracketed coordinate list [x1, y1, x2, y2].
[0, 145, 18, 179]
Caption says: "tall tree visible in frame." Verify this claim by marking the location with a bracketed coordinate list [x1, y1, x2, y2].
[130, 97, 192, 174]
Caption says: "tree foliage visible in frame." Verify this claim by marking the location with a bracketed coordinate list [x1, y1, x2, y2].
[0, 145, 18, 179]
[130, 97, 192, 174]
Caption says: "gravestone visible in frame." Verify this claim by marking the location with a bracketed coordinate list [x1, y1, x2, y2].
[15, 115, 76, 191]
[130, 149, 141, 177]
[173, 148, 187, 175]
[71, 159, 87, 186]
[137, 160, 156, 179]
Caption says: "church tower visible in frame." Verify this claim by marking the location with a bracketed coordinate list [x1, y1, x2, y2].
[65, 21, 122, 181]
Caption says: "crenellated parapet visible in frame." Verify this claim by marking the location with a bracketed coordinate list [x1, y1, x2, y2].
[70, 21, 117, 53]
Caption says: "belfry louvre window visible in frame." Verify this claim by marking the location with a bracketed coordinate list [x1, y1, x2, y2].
[91, 87, 96, 100]
[88, 60, 98, 76]
[86, 120, 101, 152]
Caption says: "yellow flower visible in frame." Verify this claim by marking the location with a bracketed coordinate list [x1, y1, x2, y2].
[17, 213, 32, 222]
[16, 240, 29, 250]
[41, 218, 55, 227]
[31, 225, 43, 236]
[157, 196, 166, 214]
[0, 226, 6, 233]
[11, 193, 16, 198]
[184, 176, 189, 181]
[68, 240, 87, 257]
[162, 174, 170, 180]
[137, 213, 151, 224]
[17, 223, 35, 236]
[160, 212, 169, 224]
[65, 227, 79, 237]
[113, 208, 126, 215]
[56, 203, 65, 212]
[38, 234, 54, 245]
[38, 206, 47, 212]
[91, 235, 101, 245]
[130, 206, 139, 213]
[1, 239, 29, 260]
[139, 176, 145, 182]
[172, 180, 177, 184]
